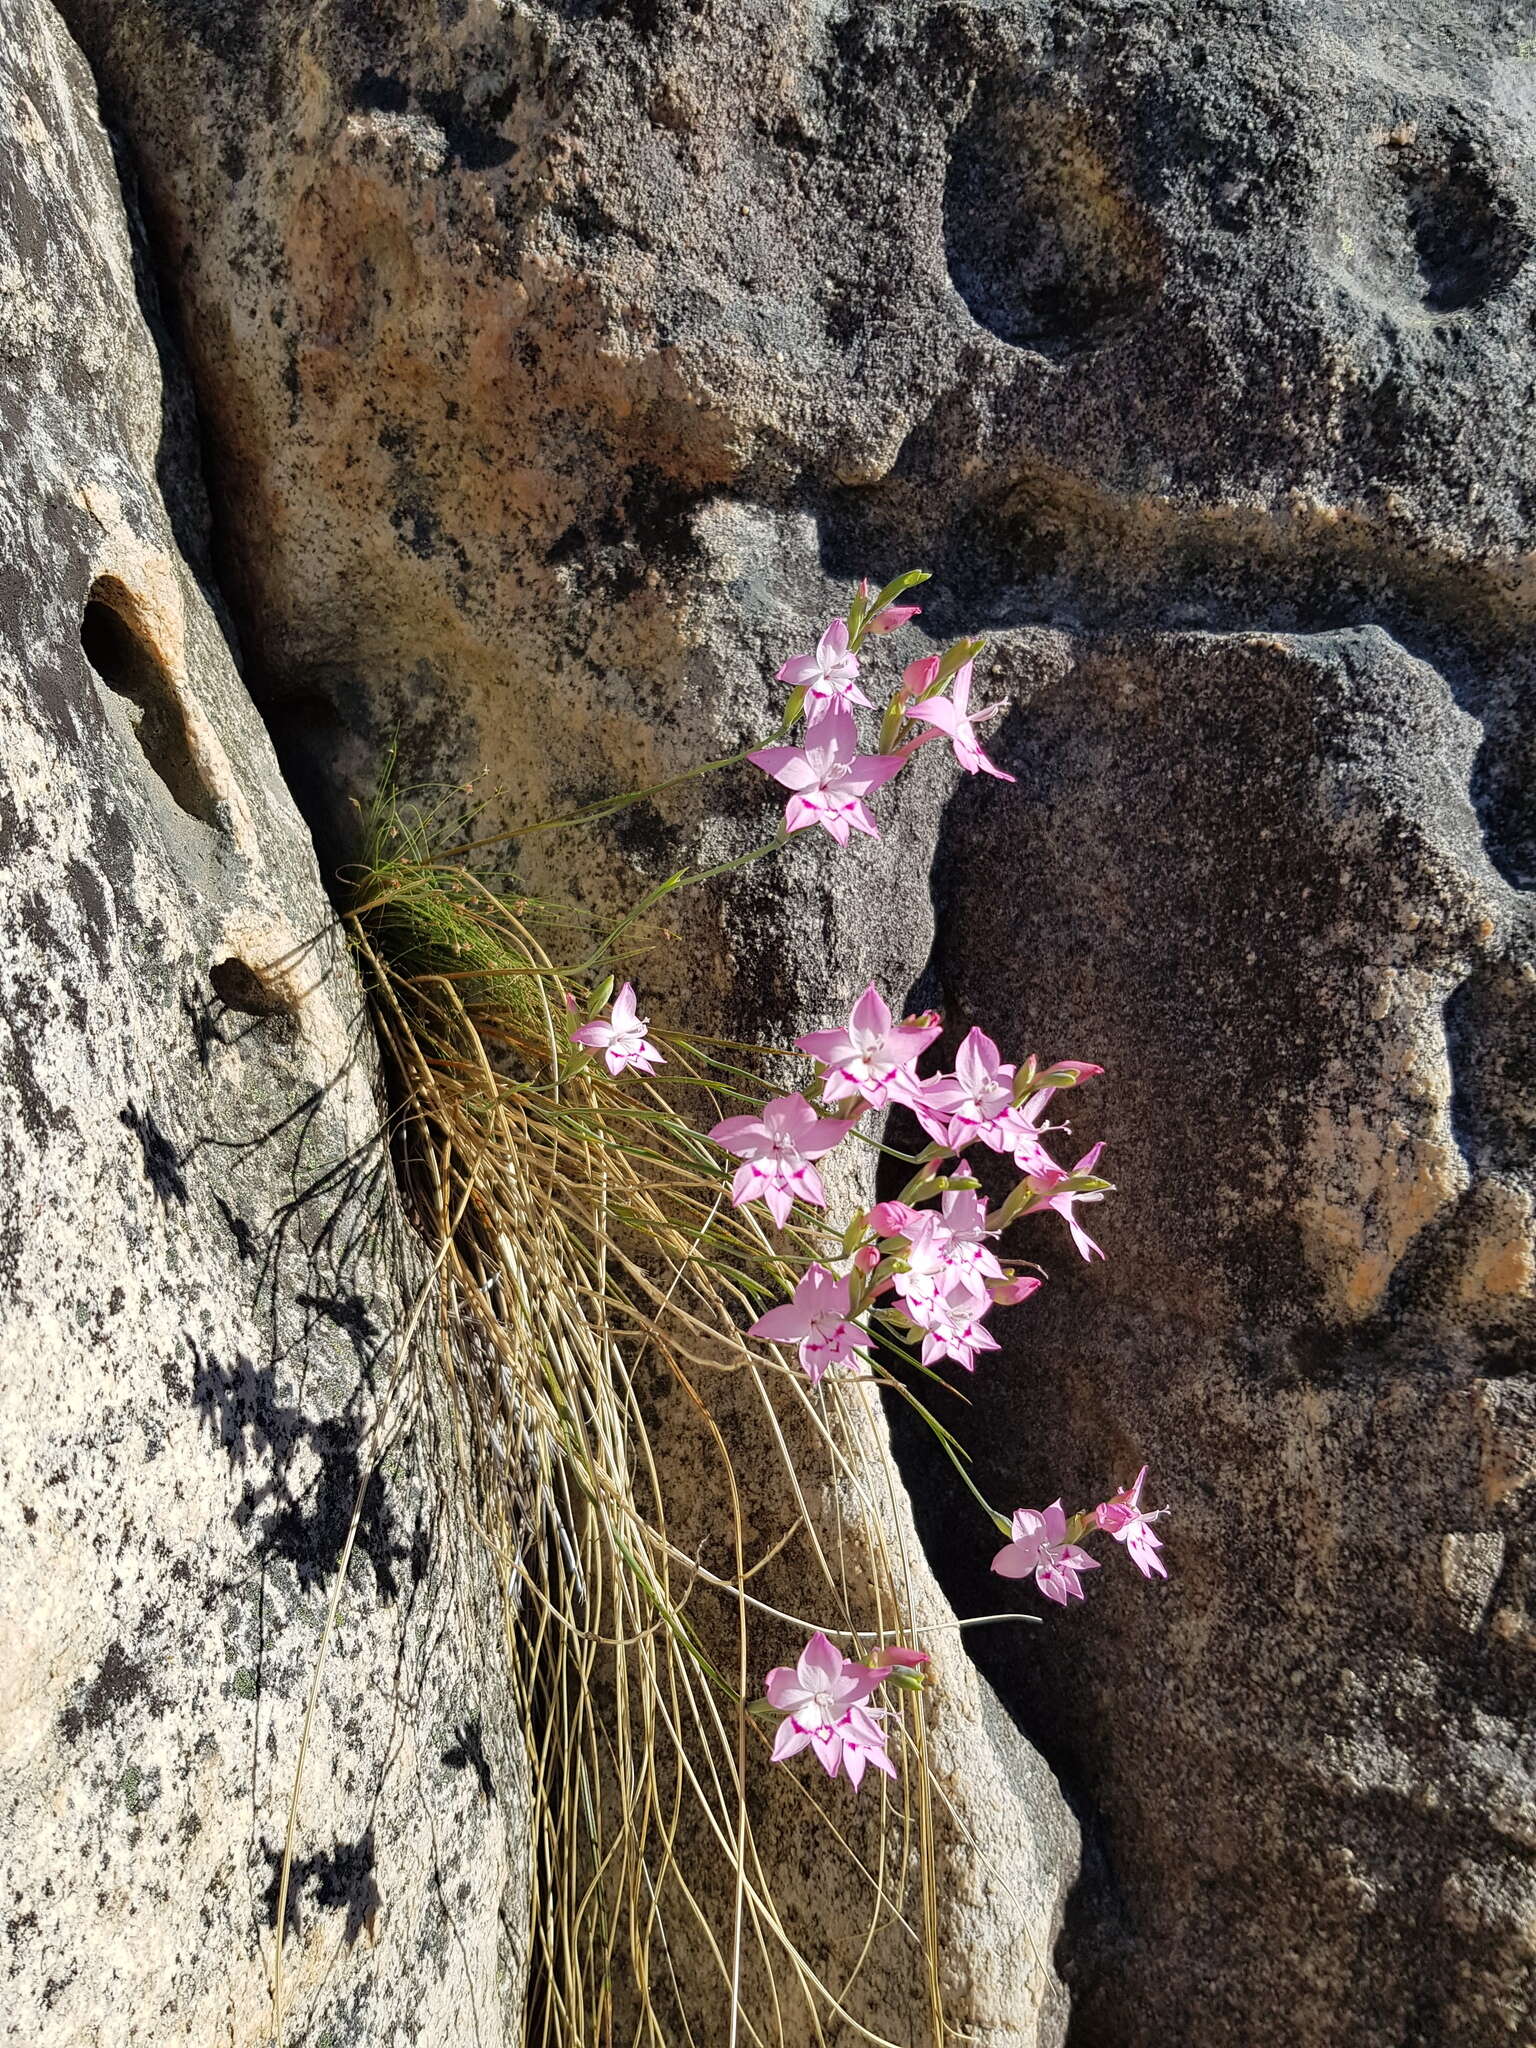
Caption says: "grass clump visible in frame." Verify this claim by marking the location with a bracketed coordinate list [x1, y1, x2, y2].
[336, 774, 955, 2048]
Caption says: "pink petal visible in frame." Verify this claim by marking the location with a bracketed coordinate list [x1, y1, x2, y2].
[785, 792, 829, 834]
[797, 1632, 845, 1692]
[795, 1027, 856, 1064]
[775, 652, 821, 687]
[749, 1303, 813, 1343]
[764, 1665, 810, 1710]
[771, 1716, 816, 1762]
[991, 1537, 1040, 1579]
[841, 751, 909, 798]
[747, 743, 809, 782]
[905, 695, 960, 738]
[848, 984, 892, 1039]
[1067, 1216, 1105, 1262]
[709, 1113, 766, 1154]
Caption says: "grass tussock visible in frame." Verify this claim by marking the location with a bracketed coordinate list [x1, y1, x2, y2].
[339, 777, 957, 2048]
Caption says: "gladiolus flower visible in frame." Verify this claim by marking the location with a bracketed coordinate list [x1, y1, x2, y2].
[1094, 1466, 1168, 1580]
[709, 1093, 858, 1229]
[795, 984, 942, 1107]
[908, 1274, 1001, 1373]
[918, 1028, 1019, 1152]
[749, 708, 907, 846]
[765, 1631, 887, 1727]
[991, 1501, 1100, 1606]
[766, 1634, 898, 1789]
[1020, 1141, 1111, 1261]
[749, 1264, 872, 1385]
[890, 1208, 1003, 1324]
[775, 618, 872, 717]
[570, 982, 665, 1077]
[904, 660, 1015, 781]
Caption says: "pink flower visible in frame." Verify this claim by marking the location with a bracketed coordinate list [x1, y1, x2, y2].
[570, 982, 665, 1077]
[709, 1093, 858, 1230]
[749, 1264, 872, 1386]
[748, 708, 907, 846]
[775, 618, 872, 717]
[890, 1208, 1004, 1329]
[910, 1274, 1001, 1373]
[765, 1630, 887, 1731]
[919, 1029, 1018, 1152]
[795, 984, 942, 1108]
[891, 1212, 977, 1316]
[991, 1501, 1100, 1606]
[904, 660, 1015, 781]
[1094, 1466, 1168, 1581]
[879, 1645, 931, 1670]
[1020, 1141, 1110, 1261]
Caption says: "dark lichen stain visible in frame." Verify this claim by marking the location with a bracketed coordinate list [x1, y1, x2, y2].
[65, 860, 114, 969]
[58, 1641, 154, 1744]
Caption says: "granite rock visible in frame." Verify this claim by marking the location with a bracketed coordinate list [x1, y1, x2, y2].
[0, 8, 523, 2041]
[42, 0, 1536, 2040]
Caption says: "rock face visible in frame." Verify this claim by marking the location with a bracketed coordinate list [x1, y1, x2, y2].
[33, 0, 1536, 2042]
[0, 8, 522, 2042]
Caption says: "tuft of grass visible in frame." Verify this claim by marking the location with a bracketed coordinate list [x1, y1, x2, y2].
[336, 771, 960, 2047]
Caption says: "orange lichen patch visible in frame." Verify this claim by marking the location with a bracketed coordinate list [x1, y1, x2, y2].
[1296, 1079, 1465, 1318]
[1457, 1182, 1536, 1305]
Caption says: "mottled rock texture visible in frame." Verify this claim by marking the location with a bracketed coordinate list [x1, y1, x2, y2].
[34, 0, 1536, 2041]
[0, 7, 523, 2041]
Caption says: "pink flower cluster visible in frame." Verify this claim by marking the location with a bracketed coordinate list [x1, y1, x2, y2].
[719, 983, 1110, 1378]
[567, 583, 1169, 1794]
[992, 1467, 1167, 1605]
[764, 1631, 929, 1790]
[749, 578, 1014, 845]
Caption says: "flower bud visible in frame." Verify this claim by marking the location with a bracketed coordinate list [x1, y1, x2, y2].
[867, 604, 922, 635]
[989, 1274, 1043, 1306]
[899, 655, 941, 703]
[868, 1199, 919, 1239]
